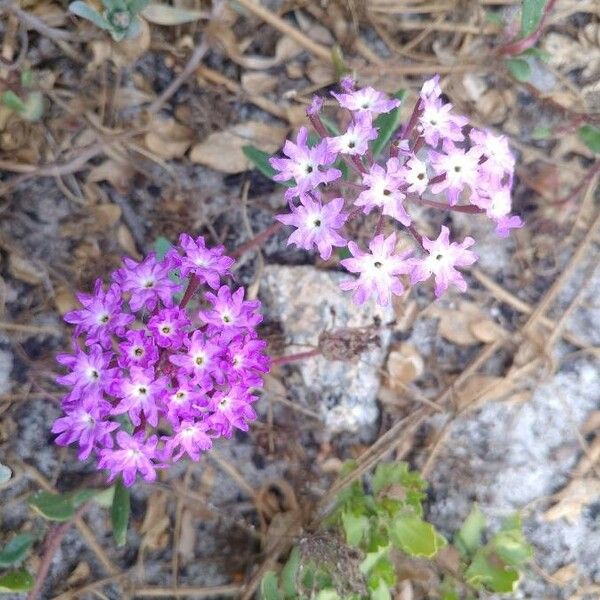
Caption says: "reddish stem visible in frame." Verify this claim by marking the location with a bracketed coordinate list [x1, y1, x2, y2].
[408, 225, 424, 247]
[308, 113, 329, 138]
[412, 197, 484, 214]
[179, 273, 201, 309]
[496, 0, 558, 56]
[230, 221, 284, 259]
[271, 348, 320, 366]
[27, 505, 87, 600]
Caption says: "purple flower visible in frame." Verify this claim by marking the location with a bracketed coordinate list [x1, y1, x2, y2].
[169, 331, 224, 388]
[270, 127, 341, 199]
[327, 113, 377, 156]
[199, 286, 262, 337]
[52, 395, 118, 460]
[332, 85, 400, 116]
[340, 233, 413, 306]
[470, 128, 515, 185]
[226, 334, 270, 387]
[98, 432, 159, 487]
[162, 378, 206, 426]
[417, 81, 468, 147]
[410, 226, 477, 296]
[429, 143, 480, 206]
[355, 162, 411, 226]
[163, 421, 213, 461]
[396, 155, 429, 196]
[64, 280, 133, 348]
[56, 344, 114, 401]
[276, 195, 348, 260]
[172, 234, 234, 289]
[117, 330, 159, 368]
[111, 367, 166, 427]
[207, 386, 257, 437]
[113, 253, 180, 312]
[148, 306, 190, 349]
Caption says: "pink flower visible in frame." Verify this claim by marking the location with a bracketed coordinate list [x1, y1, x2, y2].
[270, 127, 341, 199]
[64, 280, 133, 348]
[276, 194, 348, 260]
[169, 330, 224, 389]
[111, 367, 166, 427]
[340, 233, 413, 306]
[470, 128, 515, 185]
[396, 155, 429, 196]
[171, 234, 234, 289]
[429, 143, 480, 206]
[199, 286, 262, 337]
[117, 330, 159, 368]
[98, 432, 159, 487]
[332, 85, 400, 116]
[148, 306, 190, 349]
[207, 386, 257, 437]
[410, 226, 477, 296]
[355, 162, 411, 226]
[327, 113, 378, 156]
[56, 344, 114, 401]
[163, 421, 213, 461]
[113, 254, 180, 312]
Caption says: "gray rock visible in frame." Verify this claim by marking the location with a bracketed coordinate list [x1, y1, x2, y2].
[261, 265, 394, 436]
[0, 348, 13, 395]
[427, 358, 600, 598]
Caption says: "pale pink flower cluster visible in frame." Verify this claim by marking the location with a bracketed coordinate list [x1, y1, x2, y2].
[270, 76, 521, 306]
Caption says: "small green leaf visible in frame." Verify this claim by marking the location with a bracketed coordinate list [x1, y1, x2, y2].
[111, 479, 130, 547]
[368, 578, 391, 600]
[154, 236, 173, 261]
[315, 591, 339, 600]
[521, 0, 547, 37]
[93, 485, 115, 508]
[281, 546, 300, 599]
[492, 515, 533, 567]
[372, 462, 427, 515]
[465, 551, 520, 593]
[0, 569, 34, 592]
[579, 124, 600, 154]
[341, 510, 369, 547]
[331, 45, 347, 80]
[360, 543, 390, 575]
[455, 504, 487, 558]
[0, 534, 35, 568]
[1, 91, 26, 113]
[389, 514, 446, 558]
[29, 490, 92, 522]
[531, 125, 552, 140]
[20, 91, 45, 122]
[128, 0, 149, 15]
[20, 70, 34, 88]
[242, 145, 278, 179]
[506, 58, 531, 82]
[371, 91, 406, 158]
[260, 571, 282, 600]
[319, 114, 340, 136]
[69, 1, 112, 30]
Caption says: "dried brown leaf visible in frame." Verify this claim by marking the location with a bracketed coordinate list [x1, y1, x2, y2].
[430, 302, 488, 346]
[544, 478, 600, 524]
[469, 319, 507, 344]
[190, 121, 287, 173]
[88, 159, 135, 195]
[551, 563, 578, 585]
[8, 254, 44, 285]
[53, 286, 78, 316]
[177, 509, 197, 564]
[455, 375, 513, 411]
[387, 344, 424, 387]
[241, 72, 278, 95]
[145, 116, 194, 160]
[140, 491, 170, 551]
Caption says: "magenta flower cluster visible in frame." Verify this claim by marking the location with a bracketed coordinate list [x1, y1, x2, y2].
[52, 235, 270, 487]
[271, 76, 522, 305]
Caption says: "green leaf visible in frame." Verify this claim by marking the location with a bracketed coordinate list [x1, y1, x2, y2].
[319, 114, 340, 136]
[371, 91, 406, 158]
[331, 45, 347, 80]
[360, 543, 390, 575]
[389, 514, 446, 558]
[20, 91, 45, 122]
[93, 485, 115, 508]
[506, 58, 531, 82]
[20, 70, 34, 88]
[372, 462, 427, 515]
[1, 91, 26, 113]
[521, 0, 547, 37]
[579, 124, 600, 154]
[0, 534, 35, 568]
[368, 578, 390, 600]
[315, 591, 339, 600]
[455, 504, 487, 558]
[69, 1, 112, 30]
[111, 479, 130, 547]
[127, 0, 149, 14]
[242, 145, 278, 179]
[0, 569, 34, 592]
[281, 546, 300, 599]
[29, 490, 93, 522]
[531, 125, 552, 140]
[341, 510, 369, 547]
[465, 551, 520, 593]
[154, 236, 173, 261]
[260, 571, 282, 600]
[492, 514, 533, 567]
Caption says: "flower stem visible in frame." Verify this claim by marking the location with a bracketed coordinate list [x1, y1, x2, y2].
[271, 348, 320, 366]
[412, 197, 484, 214]
[179, 274, 201, 309]
[230, 221, 284, 259]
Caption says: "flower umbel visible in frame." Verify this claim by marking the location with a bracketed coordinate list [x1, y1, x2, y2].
[54, 235, 270, 487]
[271, 76, 521, 302]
